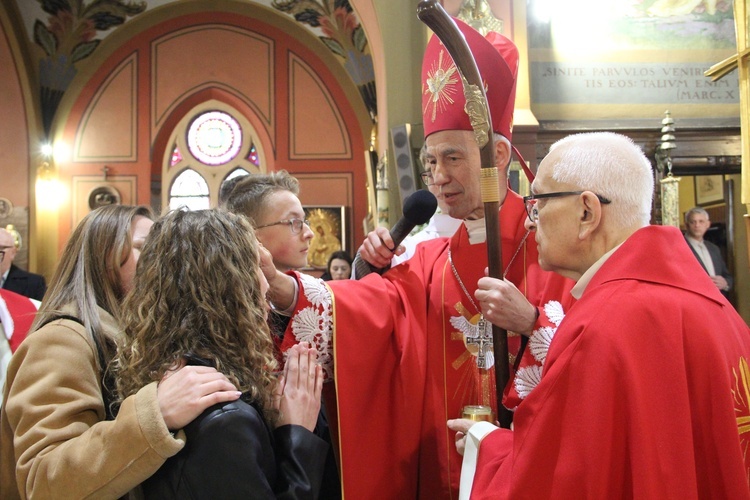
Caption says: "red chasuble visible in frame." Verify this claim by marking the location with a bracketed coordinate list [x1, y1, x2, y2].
[0, 289, 37, 353]
[282, 191, 574, 499]
[470, 226, 750, 499]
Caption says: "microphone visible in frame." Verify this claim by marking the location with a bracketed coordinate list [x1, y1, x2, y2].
[353, 189, 438, 279]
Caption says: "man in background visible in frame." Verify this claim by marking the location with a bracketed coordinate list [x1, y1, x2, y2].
[0, 229, 45, 301]
[684, 206, 733, 298]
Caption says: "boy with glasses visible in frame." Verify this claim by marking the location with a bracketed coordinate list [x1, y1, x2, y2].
[225, 171, 314, 273]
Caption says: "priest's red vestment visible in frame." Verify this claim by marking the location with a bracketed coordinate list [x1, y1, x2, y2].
[282, 191, 574, 499]
[468, 226, 750, 499]
[0, 289, 37, 353]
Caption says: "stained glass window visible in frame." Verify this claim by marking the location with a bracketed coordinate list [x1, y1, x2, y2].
[187, 111, 242, 166]
[165, 107, 262, 210]
[170, 145, 183, 166]
[247, 144, 260, 166]
[169, 169, 209, 210]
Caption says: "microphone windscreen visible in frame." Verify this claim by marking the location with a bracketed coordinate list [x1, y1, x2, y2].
[402, 189, 438, 226]
[352, 190, 437, 280]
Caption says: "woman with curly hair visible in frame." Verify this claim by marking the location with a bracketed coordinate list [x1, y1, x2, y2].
[115, 209, 327, 499]
[0, 205, 241, 500]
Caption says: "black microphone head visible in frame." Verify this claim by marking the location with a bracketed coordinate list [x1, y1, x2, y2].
[403, 189, 438, 225]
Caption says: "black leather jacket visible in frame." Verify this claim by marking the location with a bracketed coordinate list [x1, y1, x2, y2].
[142, 399, 329, 499]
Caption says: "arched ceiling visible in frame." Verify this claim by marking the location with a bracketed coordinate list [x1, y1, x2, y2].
[16, 0, 359, 44]
[12, 0, 377, 134]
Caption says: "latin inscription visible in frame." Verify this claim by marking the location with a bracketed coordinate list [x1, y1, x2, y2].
[532, 63, 739, 104]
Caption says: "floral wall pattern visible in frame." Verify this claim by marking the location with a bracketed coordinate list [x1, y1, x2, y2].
[271, 0, 376, 122]
[26, 0, 377, 136]
[33, 0, 147, 136]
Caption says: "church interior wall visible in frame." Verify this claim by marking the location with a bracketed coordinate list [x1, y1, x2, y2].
[5, 1, 371, 276]
[0, 0, 746, 323]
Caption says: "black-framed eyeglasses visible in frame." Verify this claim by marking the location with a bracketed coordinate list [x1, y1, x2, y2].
[256, 218, 310, 234]
[523, 191, 612, 223]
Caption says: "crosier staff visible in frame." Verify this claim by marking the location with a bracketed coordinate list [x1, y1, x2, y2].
[417, 0, 512, 429]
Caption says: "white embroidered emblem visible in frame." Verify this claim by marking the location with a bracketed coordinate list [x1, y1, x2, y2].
[514, 365, 543, 399]
[0, 294, 15, 338]
[544, 300, 565, 326]
[299, 274, 329, 309]
[529, 326, 555, 365]
[515, 300, 566, 400]
[291, 275, 333, 380]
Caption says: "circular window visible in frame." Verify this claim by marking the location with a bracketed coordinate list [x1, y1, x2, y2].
[187, 111, 242, 166]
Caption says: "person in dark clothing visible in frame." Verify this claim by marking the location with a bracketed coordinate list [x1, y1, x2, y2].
[115, 209, 327, 499]
[683, 206, 733, 300]
[0, 228, 46, 301]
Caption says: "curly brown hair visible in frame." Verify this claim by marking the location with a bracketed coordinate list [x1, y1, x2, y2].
[114, 209, 279, 422]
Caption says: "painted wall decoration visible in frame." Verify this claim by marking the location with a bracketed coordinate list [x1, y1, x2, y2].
[526, 0, 738, 121]
[271, 0, 377, 121]
[33, 0, 147, 136]
[20, 0, 376, 137]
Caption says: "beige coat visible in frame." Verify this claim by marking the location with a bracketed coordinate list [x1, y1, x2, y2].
[0, 309, 184, 499]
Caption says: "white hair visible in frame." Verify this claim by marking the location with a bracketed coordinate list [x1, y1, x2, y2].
[548, 132, 654, 229]
[685, 206, 709, 225]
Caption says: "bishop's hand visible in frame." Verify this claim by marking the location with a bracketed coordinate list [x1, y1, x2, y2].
[475, 274, 538, 335]
[357, 226, 405, 269]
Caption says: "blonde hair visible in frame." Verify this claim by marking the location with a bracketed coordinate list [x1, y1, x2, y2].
[31, 205, 154, 367]
[224, 170, 300, 226]
[115, 209, 279, 422]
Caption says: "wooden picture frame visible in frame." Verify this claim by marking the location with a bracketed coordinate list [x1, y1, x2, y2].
[72, 175, 136, 226]
[695, 175, 724, 206]
[304, 205, 347, 269]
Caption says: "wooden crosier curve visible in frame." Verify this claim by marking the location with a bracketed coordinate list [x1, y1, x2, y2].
[417, 0, 512, 429]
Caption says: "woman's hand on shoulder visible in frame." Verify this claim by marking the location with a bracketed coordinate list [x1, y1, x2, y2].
[274, 343, 323, 431]
[156, 364, 241, 431]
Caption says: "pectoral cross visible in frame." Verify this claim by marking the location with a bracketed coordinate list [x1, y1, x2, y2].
[466, 316, 493, 369]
